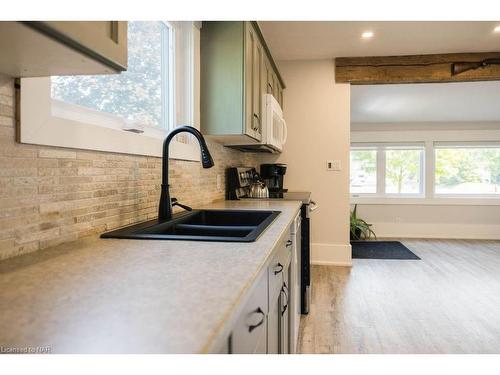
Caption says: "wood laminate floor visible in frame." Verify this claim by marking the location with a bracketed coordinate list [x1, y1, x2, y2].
[298, 239, 500, 354]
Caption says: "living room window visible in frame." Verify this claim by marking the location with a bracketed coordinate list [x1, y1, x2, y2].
[384, 146, 424, 195]
[19, 21, 201, 161]
[350, 147, 377, 194]
[350, 144, 425, 198]
[351, 141, 500, 204]
[435, 144, 500, 195]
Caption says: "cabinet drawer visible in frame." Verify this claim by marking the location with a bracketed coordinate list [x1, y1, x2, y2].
[231, 270, 268, 354]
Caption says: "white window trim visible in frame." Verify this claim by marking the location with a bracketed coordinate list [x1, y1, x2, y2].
[351, 130, 500, 206]
[19, 22, 202, 162]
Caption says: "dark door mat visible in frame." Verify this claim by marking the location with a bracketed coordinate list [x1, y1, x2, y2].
[351, 241, 421, 260]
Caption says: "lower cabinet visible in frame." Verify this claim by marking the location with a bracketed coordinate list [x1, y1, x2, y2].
[280, 263, 290, 354]
[229, 230, 294, 354]
[230, 270, 268, 354]
[267, 291, 280, 354]
[268, 260, 291, 354]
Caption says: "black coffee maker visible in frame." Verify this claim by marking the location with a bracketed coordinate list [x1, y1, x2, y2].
[260, 164, 287, 197]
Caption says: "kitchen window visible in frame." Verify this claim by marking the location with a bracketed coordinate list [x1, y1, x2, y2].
[51, 21, 172, 131]
[350, 144, 425, 198]
[19, 21, 201, 161]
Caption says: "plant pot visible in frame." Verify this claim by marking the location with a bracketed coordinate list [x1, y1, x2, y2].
[350, 228, 362, 241]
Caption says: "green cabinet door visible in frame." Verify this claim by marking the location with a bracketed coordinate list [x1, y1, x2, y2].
[244, 22, 264, 142]
[278, 81, 284, 109]
[267, 68, 283, 108]
[252, 26, 264, 141]
[265, 55, 273, 95]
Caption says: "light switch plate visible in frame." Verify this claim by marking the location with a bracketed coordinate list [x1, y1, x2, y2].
[326, 160, 341, 171]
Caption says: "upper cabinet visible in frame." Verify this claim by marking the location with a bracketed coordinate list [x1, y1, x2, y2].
[200, 21, 285, 146]
[0, 21, 127, 77]
[264, 54, 284, 109]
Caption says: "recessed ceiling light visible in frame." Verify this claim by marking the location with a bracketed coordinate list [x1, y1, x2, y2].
[494, 25, 500, 33]
[361, 31, 374, 39]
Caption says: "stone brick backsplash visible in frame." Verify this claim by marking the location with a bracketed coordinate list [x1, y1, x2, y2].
[0, 74, 259, 260]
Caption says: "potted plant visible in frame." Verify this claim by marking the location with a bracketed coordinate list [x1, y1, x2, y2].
[350, 204, 376, 241]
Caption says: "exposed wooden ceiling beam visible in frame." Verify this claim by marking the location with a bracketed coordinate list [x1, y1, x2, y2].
[335, 52, 500, 85]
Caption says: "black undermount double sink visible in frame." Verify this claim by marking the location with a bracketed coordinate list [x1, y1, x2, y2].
[101, 209, 281, 242]
[101, 126, 280, 243]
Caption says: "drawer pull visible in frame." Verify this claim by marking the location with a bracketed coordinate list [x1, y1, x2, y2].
[274, 263, 283, 275]
[285, 240, 292, 247]
[248, 307, 265, 333]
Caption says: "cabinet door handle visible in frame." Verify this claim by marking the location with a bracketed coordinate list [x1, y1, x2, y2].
[281, 283, 289, 316]
[274, 262, 283, 275]
[248, 307, 265, 333]
[252, 113, 260, 131]
[286, 240, 292, 247]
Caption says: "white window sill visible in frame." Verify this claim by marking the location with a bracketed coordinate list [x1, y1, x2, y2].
[351, 196, 500, 206]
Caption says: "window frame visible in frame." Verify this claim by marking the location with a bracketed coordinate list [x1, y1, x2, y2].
[350, 140, 500, 205]
[19, 21, 202, 162]
[350, 142, 426, 199]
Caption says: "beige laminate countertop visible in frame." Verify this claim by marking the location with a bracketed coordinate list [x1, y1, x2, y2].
[0, 200, 301, 353]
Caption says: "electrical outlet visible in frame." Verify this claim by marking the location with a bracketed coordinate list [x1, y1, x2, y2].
[216, 174, 222, 192]
[326, 160, 341, 171]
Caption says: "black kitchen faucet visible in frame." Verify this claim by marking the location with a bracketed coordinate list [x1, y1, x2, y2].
[158, 126, 214, 221]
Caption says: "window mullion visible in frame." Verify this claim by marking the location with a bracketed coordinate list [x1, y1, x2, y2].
[425, 141, 434, 198]
[377, 146, 386, 196]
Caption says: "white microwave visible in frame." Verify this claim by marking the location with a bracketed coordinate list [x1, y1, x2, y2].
[261, 93, 287, 152]
[225, 93, 287, 153]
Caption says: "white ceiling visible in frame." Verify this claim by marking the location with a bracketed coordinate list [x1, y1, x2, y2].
[259, 21, 500, 123]
[259, 21, 500, 60]
[351, 81, 500, 123]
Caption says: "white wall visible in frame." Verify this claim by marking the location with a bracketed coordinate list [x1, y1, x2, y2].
[351, 122, 500, 240]
[262, 60, 352, 265]
[354, 204, 500, 240]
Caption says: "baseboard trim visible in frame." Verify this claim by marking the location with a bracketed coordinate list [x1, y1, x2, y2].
[311, 242, 352, 267]
[371, 223, 500, 240]
[311, 260, 353, 267]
